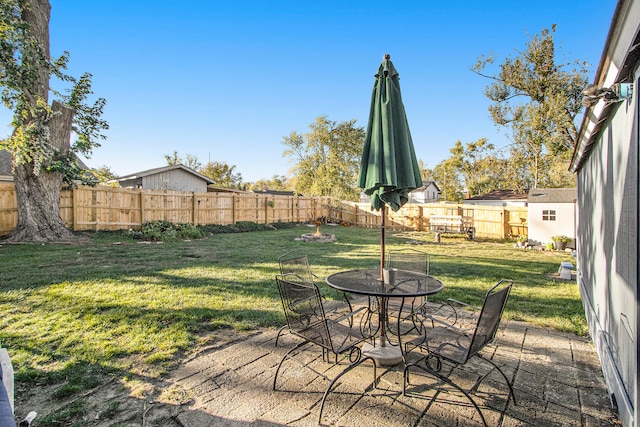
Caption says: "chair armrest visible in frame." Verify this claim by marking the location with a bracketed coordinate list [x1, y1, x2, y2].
[446, 298, 481, 311]
[327, 306, 367, 326]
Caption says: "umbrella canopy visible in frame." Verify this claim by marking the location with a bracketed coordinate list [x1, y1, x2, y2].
[358, 54, 423, 212]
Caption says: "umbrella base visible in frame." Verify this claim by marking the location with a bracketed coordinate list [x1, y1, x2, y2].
[362, 342, 403, 366]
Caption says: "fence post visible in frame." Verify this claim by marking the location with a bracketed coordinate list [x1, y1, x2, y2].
[72, 188, 78, 231]
[139, 190, 145, 226]
[417, 205, 423, 231]
[232, 194, 237, 224]
[192, 193, 198, 226]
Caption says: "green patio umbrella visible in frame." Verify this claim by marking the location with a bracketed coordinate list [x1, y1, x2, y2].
[358, 54, 423, 274]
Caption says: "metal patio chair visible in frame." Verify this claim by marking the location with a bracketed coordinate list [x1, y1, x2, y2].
[403, 279, 516, 427]
[276, 251, 355, 346]
[273, 274, 377, 425]
[383, 250, 432, 338]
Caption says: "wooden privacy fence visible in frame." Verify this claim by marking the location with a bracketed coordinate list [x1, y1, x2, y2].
[326, 201, 528, 239]
[0, 184, 331, 235]
[0, 183, 528, 239]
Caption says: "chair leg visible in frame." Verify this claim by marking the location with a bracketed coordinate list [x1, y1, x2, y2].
[274, 324, 289, 347]
[273, 341, 307, 391]
[475, 354, 517, 405]
[403, 358, 488, 427]
[318, 355, 377, 426]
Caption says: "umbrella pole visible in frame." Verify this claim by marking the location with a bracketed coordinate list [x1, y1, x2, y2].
[381, 205, 386, 278]
[380, 205, 387, 348]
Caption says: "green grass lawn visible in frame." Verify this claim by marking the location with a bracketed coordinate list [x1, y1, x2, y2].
[0, 225, 580, 414]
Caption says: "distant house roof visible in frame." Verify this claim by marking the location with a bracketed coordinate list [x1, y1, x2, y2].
[112, 164, 215, 185]
[527, 188, 577, 203]
[254, 189, 299, 196]
[465, 189, 528, 201]
[207, 185, 250, 194]
[414, 180, 440, 192]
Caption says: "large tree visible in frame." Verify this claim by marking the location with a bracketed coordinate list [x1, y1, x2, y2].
[0, 0, 107, 242]
[199, 161, 243, 188]
[282, 115, 364, 200]
[472, 25, 586, 188]
[448, 138, 505, 197]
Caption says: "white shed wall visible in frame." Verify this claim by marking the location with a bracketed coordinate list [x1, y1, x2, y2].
[528, 202, 576, 245]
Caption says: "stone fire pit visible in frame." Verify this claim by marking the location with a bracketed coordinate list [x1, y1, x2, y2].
[295, 221, 337, 243]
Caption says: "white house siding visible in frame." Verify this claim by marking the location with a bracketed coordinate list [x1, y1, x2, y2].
[142, 169, 208, 192]
[527, 202, 576, 245]
[576, 65, 638, 426]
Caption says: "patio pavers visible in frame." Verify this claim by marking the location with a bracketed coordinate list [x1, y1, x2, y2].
[154, 319, 620, 426]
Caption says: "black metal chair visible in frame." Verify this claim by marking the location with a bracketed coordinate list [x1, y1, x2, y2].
[273, 274, 377, 425]
[383, 250, 432, 338]
[403, 279, 516, 427]
[276, 251, 354, 346]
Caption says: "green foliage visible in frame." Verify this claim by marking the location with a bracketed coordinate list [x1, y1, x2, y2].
[0, 0, 107, 182]
[552, 235, 571, 243]
[282, 115, 364, 200]
[89, 165, 118, 183]
[163, 151, 202, 170]
[132, 221, 206, 241]
[199, 160, 243, 188]
[472, 25, 588, 189]
[248, 174, 291, 192]
[448, 138, 505, 197]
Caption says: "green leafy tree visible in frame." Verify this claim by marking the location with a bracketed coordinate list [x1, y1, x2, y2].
[432, 158, 464, 202]
[248, 175, 291, 192]
[0, 0, 108, 242]
[472, 25, 586, 187]
[449, 138, 505, 197]
[163, 151, 202, 170]
[282, 115, 364, 200]
[199, 161, 243, 188]
[90, 165, 117, 184]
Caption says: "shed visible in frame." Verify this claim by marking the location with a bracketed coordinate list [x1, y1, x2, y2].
[526, 188, 577, 245]
[570, 1, 639, 425]
[111, 164, 215, 193]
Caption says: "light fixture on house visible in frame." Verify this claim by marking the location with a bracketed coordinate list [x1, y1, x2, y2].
[582, 82, 634, 107]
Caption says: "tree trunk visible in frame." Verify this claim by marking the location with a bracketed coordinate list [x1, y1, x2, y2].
[2, 0, 77, 243]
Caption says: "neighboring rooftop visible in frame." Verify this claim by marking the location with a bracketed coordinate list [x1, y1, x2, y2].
[527, 188, 577, 203]
[465, 189, 529, 201]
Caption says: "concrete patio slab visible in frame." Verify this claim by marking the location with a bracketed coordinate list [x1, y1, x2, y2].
[149, 318, 621, 427]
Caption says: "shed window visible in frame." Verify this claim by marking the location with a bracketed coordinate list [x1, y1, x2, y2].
[542, 210, 556, 221]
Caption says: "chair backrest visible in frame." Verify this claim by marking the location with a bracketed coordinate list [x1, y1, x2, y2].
[386, 250, 430, 275]
[275, 274, 332, 349]
[468, 279, 513, 357]
[278, 252, 314, 282]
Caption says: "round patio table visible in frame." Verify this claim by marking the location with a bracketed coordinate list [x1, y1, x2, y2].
[326, 269, 444, 365]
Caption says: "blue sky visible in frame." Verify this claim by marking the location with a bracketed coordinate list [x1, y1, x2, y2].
[0, 1, 617, 182]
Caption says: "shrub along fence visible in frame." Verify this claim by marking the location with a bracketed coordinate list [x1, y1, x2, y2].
[0, 183, 528, 239]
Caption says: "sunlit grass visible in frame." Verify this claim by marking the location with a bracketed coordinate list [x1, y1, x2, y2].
[0, 225, 580, 398]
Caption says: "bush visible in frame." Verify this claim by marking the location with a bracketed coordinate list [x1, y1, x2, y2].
[133, 221, 205, 242]
[552, 235, 571, 243]
[175, 223, 206, 240]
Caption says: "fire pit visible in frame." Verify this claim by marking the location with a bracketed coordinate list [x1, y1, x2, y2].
[295, 220, 337, 243]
